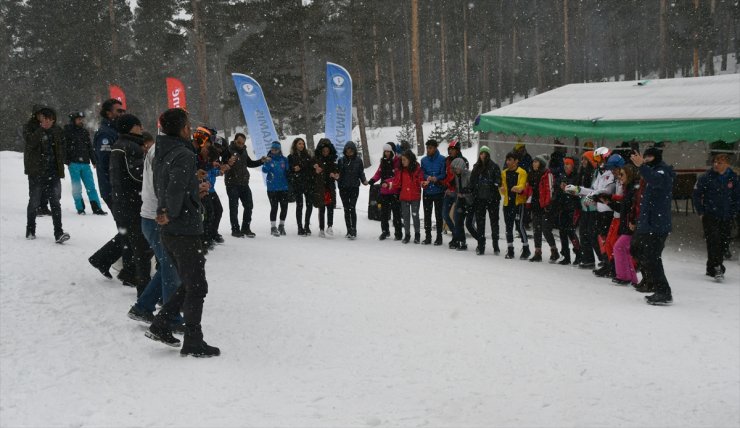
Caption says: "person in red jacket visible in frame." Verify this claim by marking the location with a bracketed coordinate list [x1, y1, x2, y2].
[390, 150, 426, 244]
[526, 154, 558, 262]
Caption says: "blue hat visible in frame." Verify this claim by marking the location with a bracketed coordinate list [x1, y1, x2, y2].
[271, 141, 281, 150]
[605, 154, 626, 170]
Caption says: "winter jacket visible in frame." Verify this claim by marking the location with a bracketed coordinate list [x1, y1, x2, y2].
[420, 151, 447, 196]
[469, 158, 501, 201]
[313, 139, 339, 207]
[154, 134, 203, 236]
[606, 180, 640, 235]
[554, 169, 580, 213]
[23, 119, 66, 179]
[636, 161, 675, 235]
[390, 165, 425, 202]
[693, 168, 740, 220]
[527, 168, 555, 210]
[337, 142, 367, 189]
[370, 155, 401, 195]
[63, 123, 96, 166]
[576, 167, 615, 212]
[224, 142, 263, 187]
[93, 118, 118, 201]
[454, 169, 474, 208]
[500, 167, 528, 207]
[441, 154, 469, 197]
[206, 166, 221, 194]
[288, 151, 315, 194]
[109, 133, 145, 224]
[262, 151, 290, 192]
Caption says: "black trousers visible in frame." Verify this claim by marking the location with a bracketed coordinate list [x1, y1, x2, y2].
[703, 214, 732, 274]
[595, 211, 614, 259]
[267, 191, 289, 222]
[379, 193, 403, 237]
[117, 217, 152, 296]
[318, 205, 334, 230]
[503, 203, 528, 246]
[632, 232, 671, 295]
[226, 184, 253, 232]
[294, 189, 313, 228]
[558, 208, 581, 256]
[473, 198, 500, 247]
[422, 193, 444, 237]
[532, 207, 557, 249]
[26, 176, 62, 234]
[578, 211, 598, 264]
[339, 187, 360, 232]
[202, 193, 223, 240]
[158, 234, 208, 328]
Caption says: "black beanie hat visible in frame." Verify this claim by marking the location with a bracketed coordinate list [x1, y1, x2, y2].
[643, 147, 663, 165]
[115, 114, 142, 135]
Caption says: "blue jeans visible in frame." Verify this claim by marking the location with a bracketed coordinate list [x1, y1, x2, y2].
[68, 163, 101, 211]
[442, 194, 456, 234]
[134, 218, 183, 324]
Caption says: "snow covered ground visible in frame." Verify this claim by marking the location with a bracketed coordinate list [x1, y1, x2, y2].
[1, 143, 739, 427]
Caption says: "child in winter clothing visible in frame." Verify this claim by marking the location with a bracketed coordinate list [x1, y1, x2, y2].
[451, 157, 476, 251]
[288, 137, 315, 236]
[337, 141, 368, 239]
[369, 143, 403, 241]
[469, 146, 502, 255]
[553, 157, 582, 265]
[390, 150, 425, 243]
[313, 138, 339, 237]
[441, 140, 468, 247]
[603, 164, 641, 286]
[262, 141, 291, 236]
[499, 152, 530, 259]
[565, 151, 598, 268]
[526, 154, 558, 262]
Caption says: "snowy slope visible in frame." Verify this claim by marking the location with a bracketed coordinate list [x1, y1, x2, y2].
[1, 149, 738, 427]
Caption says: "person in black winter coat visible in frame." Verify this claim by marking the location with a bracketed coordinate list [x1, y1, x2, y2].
[312, 138, 339, 237]
[223, 133, 266, 238]
[23, 104, 69, 243]
[630, 147, 675, 306]
[553, 157, 582, 265]
[63, 112, 106, 215]
[109, 114, 152, 296]
[368, 143, 403, 241]
[147, 108, 220, 358]
[288, 137, 315, 236]
[469, 146, 501, 255]
[337, 141, 368, 239]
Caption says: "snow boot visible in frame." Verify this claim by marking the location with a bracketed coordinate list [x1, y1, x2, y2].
[529, 249, 543, 262]
[421, 233, 432, 245]
[519, 246, 531, 260]
[231, 230, 244, 238]
[448, 239, 459, 250]
[270, 226, 280, 237]
[433, 234, 443, 246]
[379, 231, 390, 241]
[457, 242, 468, 251]
[88, 256, 112, 279]
[54, 230, 70, 244]
[713, 265, 725, 282]
[505, 247, 515, 259]
[180, 325, 220, 358]
[558, 253, 572, 265]
[593, 262, 613, 278]
[25, 226, 36, 240]
[128, 305, 154, 324]
[492, 241, 500, 255]
[572, 250, 583, 266]
[548, 247, 560, 263]
[413, 233, 420, 244]
[476, 239, 485, 255]
[297, 226, 306, 236]
[304, 225, 312, 236]
[145, 320, 181, 347]
[578, 262, 596, 269]
[645, 293, 673, 306]
[402, 234, 411, 244]
[241, 225, 256, 238]
[77, 201, 86, 215]
[611, 278, 632, 286]
[90, 201, 108, 216]
[633, 279, 655, 293]
[326, 227, 334, 236]
[278, 225, 286, 236]
[213, 234, 225, 244]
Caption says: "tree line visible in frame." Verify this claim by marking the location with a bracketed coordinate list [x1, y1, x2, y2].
[1, 0, 737, 153]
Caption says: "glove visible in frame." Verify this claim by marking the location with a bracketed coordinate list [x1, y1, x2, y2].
[368, 179, 376, 186]
[564, 185, 580, 195]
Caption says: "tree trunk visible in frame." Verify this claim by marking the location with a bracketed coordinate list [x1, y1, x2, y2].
[481, 47, 491, 113]
[389, 47, 399, 125]
[705, 0, 716, 76]
[108, 0, 118, 79]
[351, 0, 371, 166]
[191, 0, 209, 122]
[372, 23, 385, 127]
[693, 0, 700, 77]
[496, 34, 503, 108]
[659, 0, 668, 78]
[534, 0, 545, 92]
[411, 0, 424, 155]
[300, 30, 314, 150]
[462, 1, 470, 115]
[440, 11, 448, 122]
[563, 0, 570, 84]
[510, 26, 517, 104]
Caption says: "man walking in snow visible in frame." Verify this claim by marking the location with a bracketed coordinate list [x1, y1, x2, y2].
[63, 111, 107, 215]
[146, 108, 220, 358]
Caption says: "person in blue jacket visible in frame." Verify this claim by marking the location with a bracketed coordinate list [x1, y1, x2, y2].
[693, 153, 739, 280]
[93, 98, 124, 209]
[263, 141, 290, 236]
[420, 139, 447, 245]
[630, 147, 676, 306]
